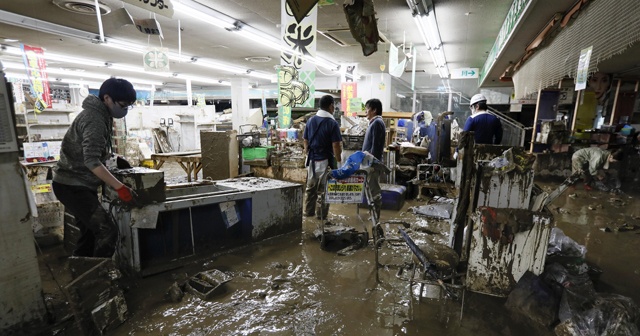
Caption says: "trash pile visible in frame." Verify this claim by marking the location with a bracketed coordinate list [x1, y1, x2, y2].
[506, 228, 640, 335]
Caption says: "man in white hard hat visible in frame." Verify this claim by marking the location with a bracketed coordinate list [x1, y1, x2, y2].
[464, 94, 503, 144]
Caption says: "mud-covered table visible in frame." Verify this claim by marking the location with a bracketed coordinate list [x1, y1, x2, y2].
[151, 151, 202, 182]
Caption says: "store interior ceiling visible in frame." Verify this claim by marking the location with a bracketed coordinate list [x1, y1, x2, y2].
[3, 0, 635, 98]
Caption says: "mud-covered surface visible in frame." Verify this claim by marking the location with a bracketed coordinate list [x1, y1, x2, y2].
[31, 170, 640, 335]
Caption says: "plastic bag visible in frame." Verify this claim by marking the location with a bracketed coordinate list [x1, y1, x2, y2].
[556, 291, 640, 336]
[548, 227, 587, 258]
[543, 262, 592, 288]
[331, 151, 372, 179]
[488, 148, 516, 174]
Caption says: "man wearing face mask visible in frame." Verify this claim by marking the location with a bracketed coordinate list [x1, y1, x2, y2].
[53, 78, 137, 258]
[463, 94, 503, 145]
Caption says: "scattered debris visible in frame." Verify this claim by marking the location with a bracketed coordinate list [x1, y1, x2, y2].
[548, 228, 587, 258]
[588, 204, 603, 211]
[608, 198, 627, 206]
[184, 269, 233, 300]
[506, 271, 559, 328]
[268, 262, 286, 269]
[555, 291, 640, 336]
[411, 196, 455, 219]
[166, 282, 184, 303]
[314, 224, 368, 251]
[337, 245, 357, 256]
[568, 193, 578, 199]
[617, 224, 640, 232]
[65, 257, 127, 335]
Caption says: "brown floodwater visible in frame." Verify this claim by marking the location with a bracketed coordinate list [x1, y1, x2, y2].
[35, 178, 640, 336]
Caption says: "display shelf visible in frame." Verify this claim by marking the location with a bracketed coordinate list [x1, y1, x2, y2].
[28, 123, 71, 127]
[18, 106, 77, 149]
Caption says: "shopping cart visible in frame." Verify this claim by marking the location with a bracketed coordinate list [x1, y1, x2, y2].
[316, 168, 376, 251]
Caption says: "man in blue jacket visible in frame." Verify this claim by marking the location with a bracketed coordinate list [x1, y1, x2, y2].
[362, 98, 385, 219]
[464, 94, 503, 144]
[303, 95, 342, 219]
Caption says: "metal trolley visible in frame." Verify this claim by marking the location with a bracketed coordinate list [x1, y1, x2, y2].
[316, 168, 373, 250]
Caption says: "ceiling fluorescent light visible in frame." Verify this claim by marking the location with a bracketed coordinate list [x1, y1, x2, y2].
[46, 52, 107, 67]
[0, 10, 100, 42]
[175, 74, 220, 84]
[247, 72, 276, 80]
[235, 30, 282, 52]
[411, 12, 449, 78]
[433, 49, 446, 67]
[4, 72, 28, 80]
[228, 18, 340, 71]
[2, 45, 106, 67]
[173, 1, 236, 30]
[425, 14, 442, 49]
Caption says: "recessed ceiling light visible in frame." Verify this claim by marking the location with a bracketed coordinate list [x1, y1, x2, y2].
[245, 56, 272, 63]
[52, 0, 111, 15]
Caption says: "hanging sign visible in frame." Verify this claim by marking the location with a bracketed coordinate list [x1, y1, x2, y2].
[134, 18, 163, 38]
[285, 0, 318, 23]
[575, 46, 593, 91]
[143, 47, 170, 72]
[388, 42, 407, 78]
[340, 63, 358, 83]
[341, 82, 357, 115]
[20, 44, 51, 113]
[121, 0, 174, 18]
[281, 0, 317, 108]
[347, 97, 362, 116]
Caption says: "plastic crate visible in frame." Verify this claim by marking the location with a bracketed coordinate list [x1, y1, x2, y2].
[342, 135, 365, 150]
[242, 146, 274, 161]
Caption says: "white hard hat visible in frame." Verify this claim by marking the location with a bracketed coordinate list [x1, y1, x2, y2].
[470, 94, 487, 105]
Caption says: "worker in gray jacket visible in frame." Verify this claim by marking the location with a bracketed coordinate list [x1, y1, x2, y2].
[53, 78, 137, 258]
[571, 147, 623, 190]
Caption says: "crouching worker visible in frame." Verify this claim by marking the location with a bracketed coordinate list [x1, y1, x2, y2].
[53, 78, 137, 258]
[571, 147, 623, 191]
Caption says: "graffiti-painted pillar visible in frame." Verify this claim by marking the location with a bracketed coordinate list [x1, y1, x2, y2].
[278, 0, 317, 128]
[231, 77, 250, 132]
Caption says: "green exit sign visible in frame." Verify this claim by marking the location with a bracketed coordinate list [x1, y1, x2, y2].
[451, 68, 479, 79]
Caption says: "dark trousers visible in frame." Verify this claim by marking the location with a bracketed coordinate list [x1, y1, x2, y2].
[52, 181, 117, 258]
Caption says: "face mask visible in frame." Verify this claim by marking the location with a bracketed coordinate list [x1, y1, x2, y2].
[109, 102, 128, 119]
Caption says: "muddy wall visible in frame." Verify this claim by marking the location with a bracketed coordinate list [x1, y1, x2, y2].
[0, 153, 46, 331]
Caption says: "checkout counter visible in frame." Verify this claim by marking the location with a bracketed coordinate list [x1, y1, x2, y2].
[97, 168, 302, 277]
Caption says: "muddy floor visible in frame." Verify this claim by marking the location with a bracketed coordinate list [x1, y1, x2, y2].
[33, 165, 640, 335]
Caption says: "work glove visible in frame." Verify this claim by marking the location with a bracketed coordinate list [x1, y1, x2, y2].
[116, 184, 136, 203]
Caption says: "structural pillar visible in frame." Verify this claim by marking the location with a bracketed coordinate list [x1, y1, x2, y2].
[230, 78, 250, 132]
[362, 73, 392, 111]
